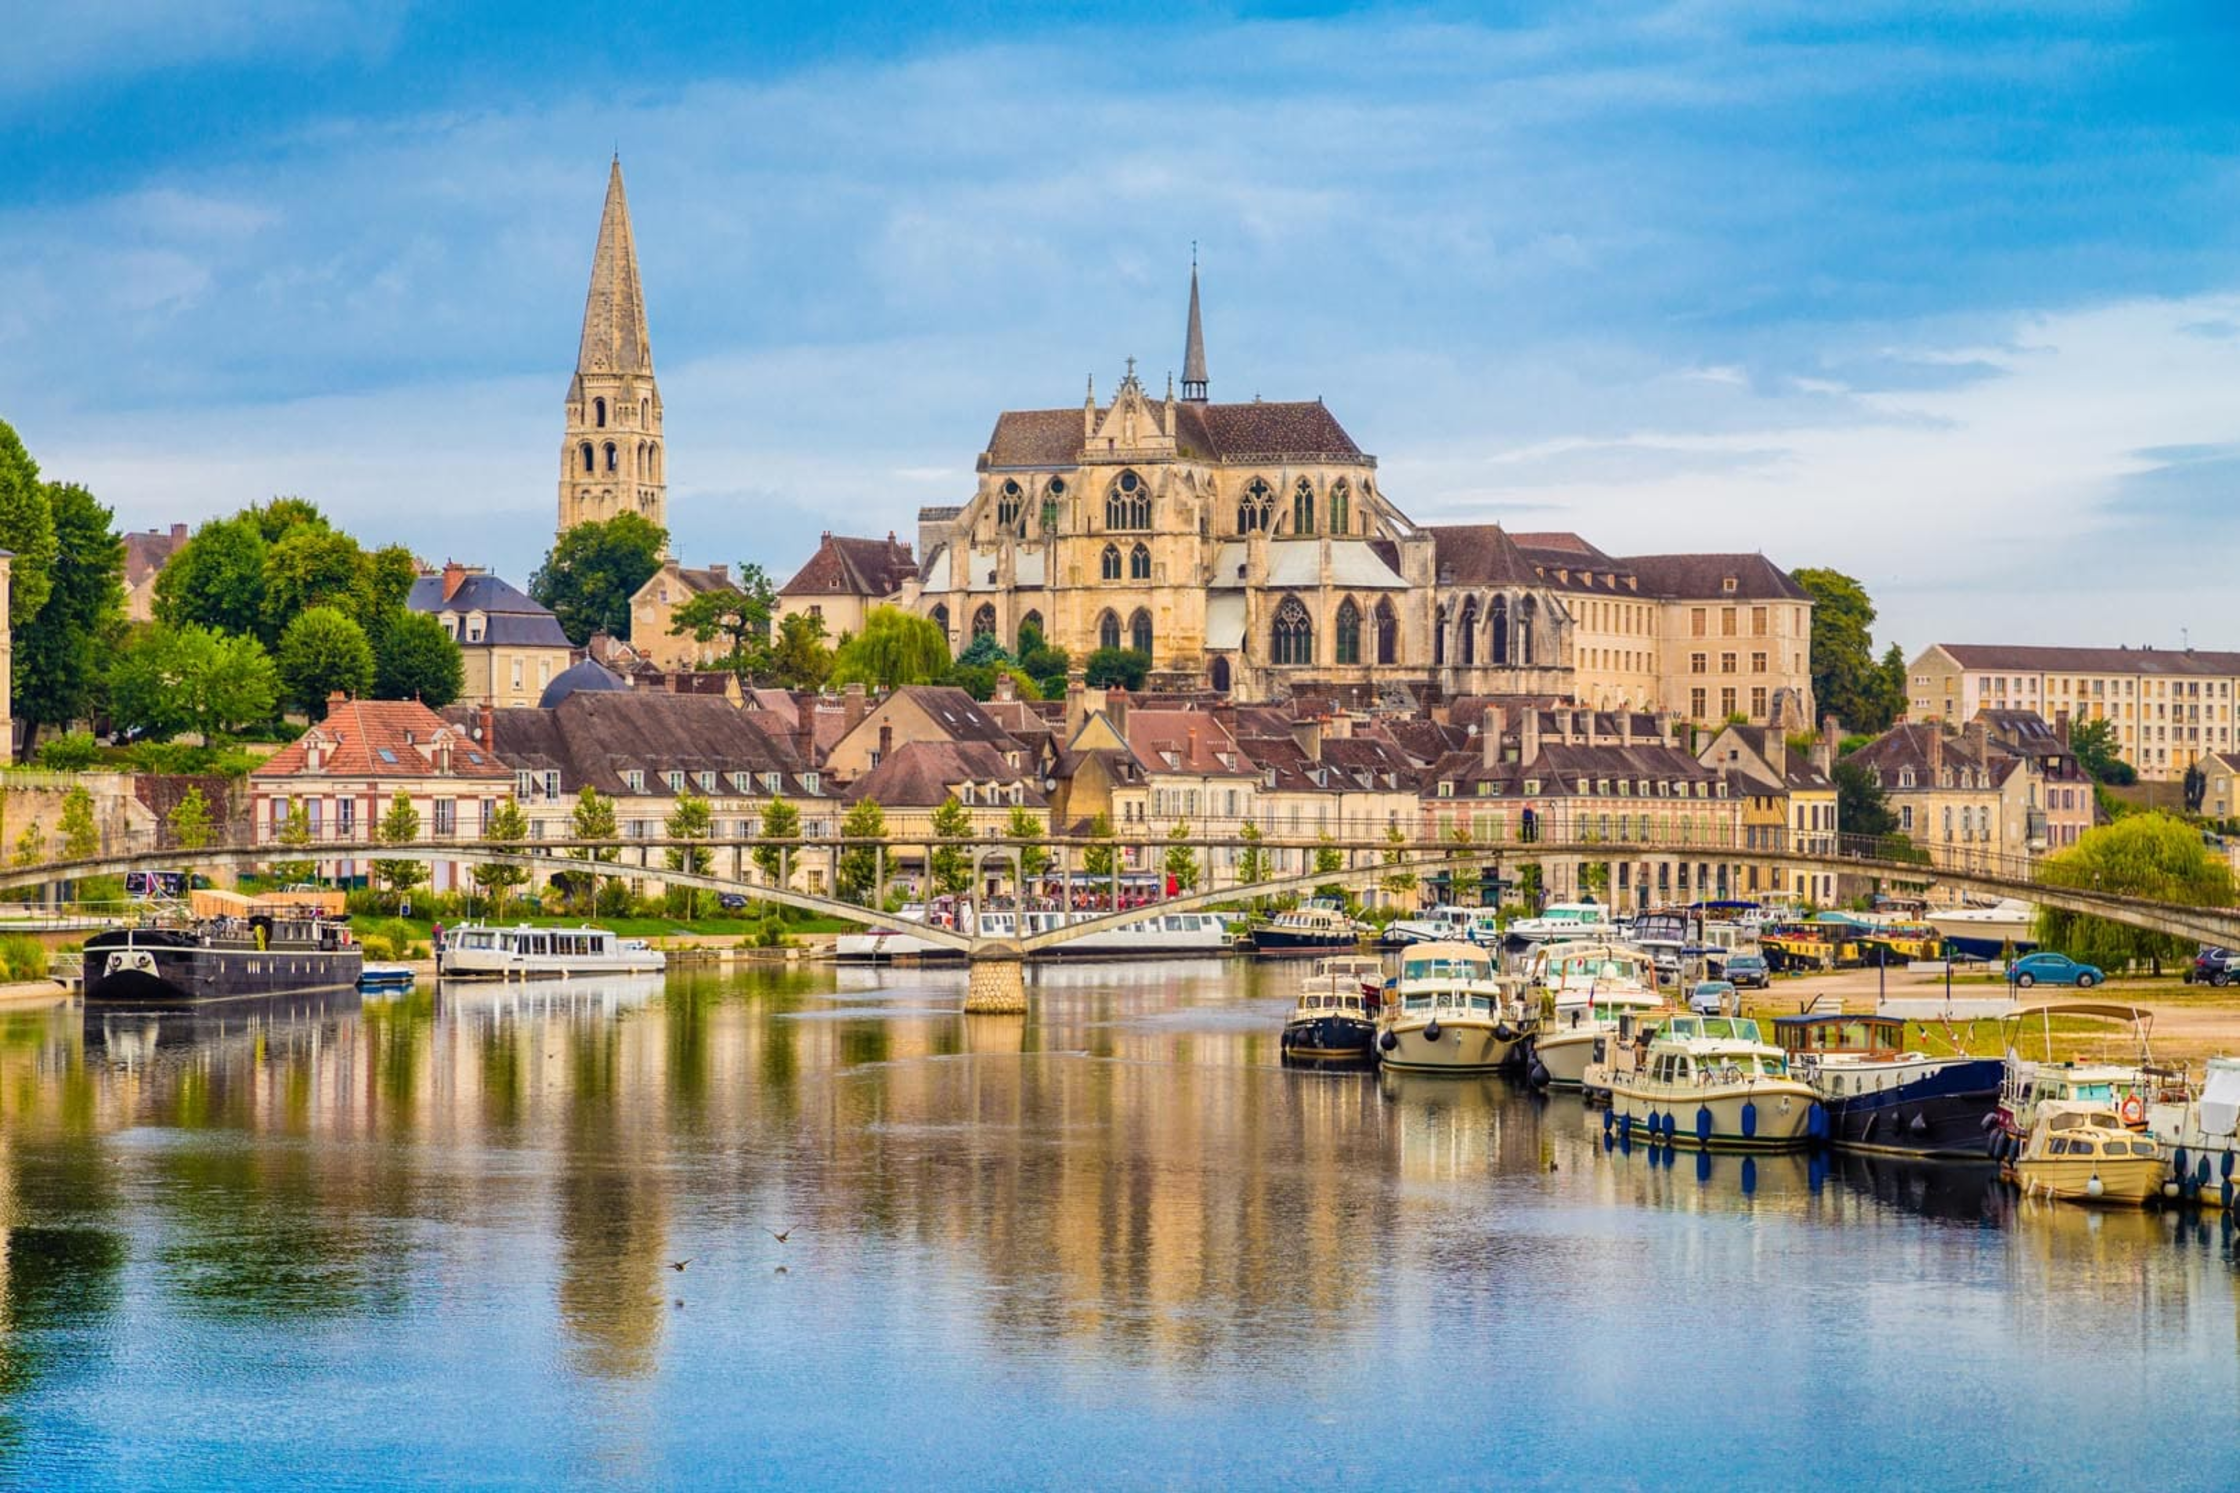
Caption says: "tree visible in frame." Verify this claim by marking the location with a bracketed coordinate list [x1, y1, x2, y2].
[371, 791, 427, 902]
[261, 525, 368, 642]
[37, 731, 100, 771]
[1005, 805, 1049, 881]
[166, 786, 214, 851]
[155, 513, 268, 637]
[1164, 818, 1199, 893]
[248, 495, 329, 544]
[14, 481, 125, 750]
[954, 634, 1011, 670]
[108, 624, 279, 742]
[0, 420, 57, 629]
[1235, 820, 1271, 885]
[370, 608, 466, 706]
[1313, 833, 1345, 898]
[270, 799, 317, 884]
[1084, 647, 1149, 691]
[829, 606, 950, 691]
[1081, 811, 1118, 880]
[1833, 758, 1899, 840]
[929, 794, 974, 896]
[2069, 717, 2136, 786]
[59, 786, 99, 860]
[557, 786, 621, 913]
[670, 565, 778, 676]
[474, 798, 531, 906]
[836, 798, 888, 905]
[768, 612, 834, 691]
[1381, 822, 1418, 900]
[529, 513, 667, 644]
[2184, 762, 2208, 815]
[1016, 620, 1071, 698]
[664, 793, 714, 916]
[754, 796, 800, 887]
[1793, 568, 1901, 733]
[2035, 813, 2235, 972]
[275, 606, 375, 717]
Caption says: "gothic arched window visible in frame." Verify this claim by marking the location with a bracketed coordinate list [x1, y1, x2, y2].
[1097, 610, 1122, 651]
[1516, 595, 1537, 666]
[603, 442, 618, 473]
[579, 442, 594, 474]
[1105, 470, 1151, 530]
[1375, 598, 1398, 665]
[1271, 595, 1313, 666]
[1290, 479, 1315, 535]
[1210, 656, 1232, 694]
[1433, 605, 1447, 667]
[997, 479, 1024, 531]
[594, 397, 607, 428]
[1490, 596, 1510, 665]
[1335, 598, 1362, 665]
[930, 603, 950, 637]
[1458, 596, 1480, 667]
[1018, 610, 1044, 649]
[1238, 478, 1274, 534]
[1101, 544, 1122, 581]
[1129, 609, 1153, 656]
[971, 603, 997, 639]
[1129, 543, 1151, 580]
[640, 398, 649, 425]
[1329, 481, 1351, 536]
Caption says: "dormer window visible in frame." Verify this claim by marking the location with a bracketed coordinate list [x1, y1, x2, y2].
[1898, 769, 1915, 788]
[698, 772, 716, 792]
[960, 785, 975, 805]
[1722, 577, 1737, 594]
[1617, 779, 1630, 796]
[1437, 781, 1453, 798]
[1476, 781, 1492, 796]
[762, 772, 782, 795]
[801, 773, 820, 794]
[623, 770, 645, 793]
[1524, 779, 1541, 795]
[666, 771, 685, 793]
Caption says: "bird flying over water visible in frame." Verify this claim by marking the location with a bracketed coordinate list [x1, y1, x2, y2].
[668, 1259, 692, 1272]
[764, 1227, 792, 1244]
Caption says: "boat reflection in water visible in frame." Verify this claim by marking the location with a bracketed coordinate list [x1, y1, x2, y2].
[84, 987, 365, 1068]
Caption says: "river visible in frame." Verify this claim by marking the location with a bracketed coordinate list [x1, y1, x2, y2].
[1, 958, 2235, 1489]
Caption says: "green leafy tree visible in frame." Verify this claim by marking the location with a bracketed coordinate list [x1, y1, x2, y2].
[529, 512, 667, 644]
[15, 481, 125, 750]
[1793, 568, 1902, 733]
[371, 608, 465, 705]
[108, 623, 279, 742]
[830, 606, 950, 691]
[1580, 861, 1611, 899]
[166, 786, 214, 851]
[14, 821, 43, 868]
[1081, 811, 1117, 880]
[38, 731, 102, 771]
[355, 544, 419, 621]
[473, 798, 532, 906]
[2035, 813, 2235, 972]
[1084, 647, 1149, 691]
[2184, 762, 2208, 816]
[2069, 717, 2136, 786]
[1164, 818, 1199, 893]
[929, 794, 974, 896]
[0, 420, 57, 629]
[954, 634, 1011, 669]
[664, 792, 714, 915]
[670, 565, 779, 676]
[1006, 805, 1050, 880]
[836, 798, 889, 905]
[371, 791, 427, 901]
[59, 786, 99, 860]
[271, 799, 317, 884]
[1015, 619, 1072, 697]
[154, 513, 268, 636]
[248, 495, 329, 544]
[1381, 822, 1418, 901]
[754, 796, 800, 886]
[261, 525, 368, 641]
[768, 612, 835, 691]
[275, 606, 375, 717]
[1313, 833, 1346, 898]
[1235, 820, 1270, 885]
[1833, 757, 1899, 840]
[557, 786, 621, 913]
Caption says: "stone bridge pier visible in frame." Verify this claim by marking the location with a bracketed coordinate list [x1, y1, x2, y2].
[964, 945, 1028, 1014]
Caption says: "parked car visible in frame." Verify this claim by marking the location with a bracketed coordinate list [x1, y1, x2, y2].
[717, 892, 750, 911]
[2006, 951, 2104, 990]
[2185, 948, 2240, 987]
[1688, 979, 1738, 1016]
[1722, 952, 1771, 989]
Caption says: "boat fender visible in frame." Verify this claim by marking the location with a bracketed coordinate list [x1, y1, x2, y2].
[1529, 1062, 1551, 1089]
[1379, 1030, 1398, 1052]
[2201, 1156, 2214, 1188]
[1741, 1100, 1758, 1141]
[1602, 1106, 1613, 1135]
[2086, 1175, 2105, 1199]
[1696, 1106, 1713, 1142]
[1494, 1022, 1516, 1044]
[1979, 1112, 2002, 1132]
[1984, 1129, 2000, 1160]
[2175, 1147, 2189, 1182]
[1663, 1111, 1677, 1142]
[2165, 1181, 2182, 1200]
[2224, 1152, 2235, 1182]
[1807, 1102, 1827, 1141]
[1424, 1020, 1442, 1043]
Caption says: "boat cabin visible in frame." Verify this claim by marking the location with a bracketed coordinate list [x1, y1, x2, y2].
[1771, 1013, 1907, 1060]
[1642, 1047, 1792, 1085]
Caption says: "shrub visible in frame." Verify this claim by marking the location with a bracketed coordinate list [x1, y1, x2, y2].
[37, 732, 102, 772]
[0, 934, 51, 982]
[358, 934, 396, 961]
[595, 879, 632, 918]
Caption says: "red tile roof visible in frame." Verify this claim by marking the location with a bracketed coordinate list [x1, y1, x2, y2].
[253, 698, 511, 781]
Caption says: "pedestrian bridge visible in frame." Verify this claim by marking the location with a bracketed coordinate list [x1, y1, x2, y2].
[10, 828, 2233, 1012]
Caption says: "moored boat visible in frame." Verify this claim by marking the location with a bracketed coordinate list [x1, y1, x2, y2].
[1386, 905, 1502, 947]
[357, 963, 417, 991]
[1374, 941, 1533, 1073]
[1772, 1012, 2004, 1158]
[1524, 941, 1665, 1090]
[1251, 900, 1367, 956]
[2011, 1101, 2167, 1205]
[84, 912, 364, 1006]
[2147, 1056, 2240, 1209]
[437, 924, 665, 979]
[1927, 897, 2039, 960]
[1281, 956, 1385, 1063]
[1604, 1014, 1822, 1149]
[1505, 900, 1615, 945]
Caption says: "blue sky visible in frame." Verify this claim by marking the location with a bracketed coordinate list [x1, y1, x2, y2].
[3, 1, 2237, 653]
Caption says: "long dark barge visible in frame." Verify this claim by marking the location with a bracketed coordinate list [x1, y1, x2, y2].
[83, 913, 362, 1006]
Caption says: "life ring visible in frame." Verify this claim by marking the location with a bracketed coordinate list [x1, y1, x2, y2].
[2120, 1095, 2145, 1127]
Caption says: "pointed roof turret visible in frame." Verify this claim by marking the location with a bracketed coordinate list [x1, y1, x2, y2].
[577, 157, 653, 378]
[1181, 253, 1208, 402]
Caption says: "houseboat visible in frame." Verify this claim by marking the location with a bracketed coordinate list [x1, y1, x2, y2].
[832, 905, 1234, 961]
[1992, 1002, 2183, 1154]
[1603, 1014, 1822, 1149]
[1250, 900, 1367, 956]
[1771, 1013, 2005, 1158]
[1532, 987, 1666, 1090]
[437, 924, 666, 979]
[1374, 941, 1532, 1073]
[84, 911, 363, 1006]
[1280, 956, 1386, 1063]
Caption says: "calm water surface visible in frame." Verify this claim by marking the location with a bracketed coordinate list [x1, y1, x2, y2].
[1, 958, 2236, 1490]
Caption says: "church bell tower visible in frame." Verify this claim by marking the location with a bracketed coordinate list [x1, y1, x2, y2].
[559, 157, 665, 542]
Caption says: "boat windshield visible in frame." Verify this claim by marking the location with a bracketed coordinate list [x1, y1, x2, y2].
[1403, 955, 1490, 981]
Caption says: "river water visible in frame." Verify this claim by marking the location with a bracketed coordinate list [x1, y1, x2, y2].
[0, 958, 2235, 1490]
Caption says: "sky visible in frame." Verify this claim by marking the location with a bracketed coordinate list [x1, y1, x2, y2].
[2, 1, 2237, 657]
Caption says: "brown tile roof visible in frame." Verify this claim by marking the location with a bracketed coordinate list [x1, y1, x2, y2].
[1620, 552, 1810, 602]
[1424, 525, 1542, 588]
[254, 698, 511, 781]
[1843, 723, 1996, 785]
[124, 524, 189, 588]
[892, 685, 1021, 749]
[844, 740, 1046, 808]
[1508, 531, 1612, 561]
[1125, 708, 1256, 777]
[1936, 643, 2240, 676]
[982, 399, 1364, 467]
[778, 534, 917, 599]
[448, 690, 822, 799]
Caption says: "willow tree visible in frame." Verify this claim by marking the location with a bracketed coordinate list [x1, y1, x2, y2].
[2033, 813, 2234, 972]
[829, 606, 949, 691]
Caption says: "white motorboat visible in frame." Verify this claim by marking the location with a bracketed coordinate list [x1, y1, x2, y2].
[1522, 940, 1665, 1089]
[1374, 941, 1533, 1073]
[2148, 1056, 2240, 1209]
[437, 924, 666, 979]
[833, 905, 1233, 961]
[1604, 1014, 1821, 1149]
[1506, 900, 1616, 944]
[1926, 898, 2038, 958]
[1387, 905, 1502, 946]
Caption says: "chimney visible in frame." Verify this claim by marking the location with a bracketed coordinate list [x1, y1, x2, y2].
[1479, 705, 1505, 770]
[1572, 709, 1589, 745]
[1926, 725, 1944, 775]
[441, 561, 468, 602]
[1816, 714, 1840, 774]
[794, 693, 818, 763]
[878, 723, 893, 760]
[995, 670, 1016, 703]
[1521, 708, 1542, 765]
[710, 563, 729, 584]
[479, 701, 495, 747]
[1967, 719, 1991, 765]
[1065, 669, 1089, 739]
[170, 522, 188, 544]
[2054, 708, 2071, 747]
[1761, 722, 1784, 766]
[1107, 688, 1129, 736]
[843, 681, 868, 733]
[1294, 715, 1326, 763]
[1618, 711, 1634, 749]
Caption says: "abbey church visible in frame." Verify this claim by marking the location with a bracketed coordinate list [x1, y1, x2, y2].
[555, 165, 1815, 729]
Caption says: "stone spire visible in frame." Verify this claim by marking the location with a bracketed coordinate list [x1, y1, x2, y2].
[559, 157, 665, 542]
[1180, 252, 1208, 402]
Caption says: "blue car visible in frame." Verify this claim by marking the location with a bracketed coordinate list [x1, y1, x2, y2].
[2006, 951, 2104, 990]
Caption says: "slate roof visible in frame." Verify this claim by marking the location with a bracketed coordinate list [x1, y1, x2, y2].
[891, 686, 1021, 749]
[1620, 552, 1811, 603]
[844, 740, 1047, 808]
[777, 534, 917, 599]
[1934, 643, 2240, 676]
[1425, 525, 1543, 587]
[124, 525, 189, 588]
[1423, 735, 1719, 798]
[539, 658, 628, 709]
[982, 399, 1365, 467]
[452, 691, 823, 799]
[1843, 723, 1998, 787]
[254, 699, 510, 781]
[409, 571, 574, 649]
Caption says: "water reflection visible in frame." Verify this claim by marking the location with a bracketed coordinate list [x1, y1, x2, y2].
[0, 961, 2233, 1487]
